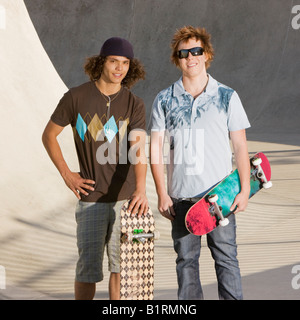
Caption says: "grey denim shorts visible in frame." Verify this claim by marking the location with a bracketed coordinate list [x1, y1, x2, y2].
[75, 200, 123, 283]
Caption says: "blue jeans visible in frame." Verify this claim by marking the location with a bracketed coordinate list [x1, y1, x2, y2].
[171, 199, 243, 300]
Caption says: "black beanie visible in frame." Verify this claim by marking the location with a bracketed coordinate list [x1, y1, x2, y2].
[100, 37, 134, 59]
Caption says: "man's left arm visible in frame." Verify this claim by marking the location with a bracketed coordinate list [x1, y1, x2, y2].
[128, 129, 148, 216]
[230, 129, 250, 213]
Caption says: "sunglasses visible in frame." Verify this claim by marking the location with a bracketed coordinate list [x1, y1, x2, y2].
[177, 47, 204, 59]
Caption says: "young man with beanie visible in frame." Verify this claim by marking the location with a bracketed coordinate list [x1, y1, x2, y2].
[149, 26, 250, 299]
[42, 37, 148, 300]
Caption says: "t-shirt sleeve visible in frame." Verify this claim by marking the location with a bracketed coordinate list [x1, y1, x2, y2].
[50, 90, 74, 127]
[148, 93, 166, 131]
[227, 91, 251, 131]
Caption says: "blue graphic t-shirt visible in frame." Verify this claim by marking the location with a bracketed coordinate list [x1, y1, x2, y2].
[149, 74, 251, 198]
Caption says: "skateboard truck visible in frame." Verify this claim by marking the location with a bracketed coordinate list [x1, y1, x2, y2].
[122, 229, 160, 244]
[208, 194, 230, 227]
[252, 157, 272, 189]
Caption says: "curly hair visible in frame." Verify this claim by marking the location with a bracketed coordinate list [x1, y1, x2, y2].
[84, 55, 145, 89]
[171, 26, 214, 69]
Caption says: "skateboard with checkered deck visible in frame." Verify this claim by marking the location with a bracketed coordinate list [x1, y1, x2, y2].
[120, 200, 159, 300]
[185, 152, 272, 236]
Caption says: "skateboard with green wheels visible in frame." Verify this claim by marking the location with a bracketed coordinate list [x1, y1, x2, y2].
[185, 152, 272, 236]
[120, 199, 159, 300]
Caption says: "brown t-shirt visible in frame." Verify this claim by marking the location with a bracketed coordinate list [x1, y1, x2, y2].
[51, 81, 146, 202]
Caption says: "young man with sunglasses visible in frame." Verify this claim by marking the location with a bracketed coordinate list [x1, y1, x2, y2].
[42, 37, 148, 300]
[149, 26, 250, 299]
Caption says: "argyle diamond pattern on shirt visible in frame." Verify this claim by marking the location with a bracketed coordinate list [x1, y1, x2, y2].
[75, 113, 128, 143]
[87, 114, 103, 141]
[76, 114, 88, 141]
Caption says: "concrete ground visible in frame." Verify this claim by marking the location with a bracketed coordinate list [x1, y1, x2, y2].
[0, 139, 299, 300]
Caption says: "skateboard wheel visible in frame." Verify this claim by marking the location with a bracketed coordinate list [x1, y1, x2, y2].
[126, 233, 133, 242]
[263, 181, 273, 189]
[208, 194, 218, 203]
[219, 218, 229, 227]
[153, 230, 160, 240]
[252, 157, 262, 166]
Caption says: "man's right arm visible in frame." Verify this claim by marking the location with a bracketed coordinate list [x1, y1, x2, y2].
[42, 120, 95, 199]
[150, 130, 175, 221]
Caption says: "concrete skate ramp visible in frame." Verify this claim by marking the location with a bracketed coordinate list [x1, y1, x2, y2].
[0, 1, 77, 234]
[24, 0, 300, 145]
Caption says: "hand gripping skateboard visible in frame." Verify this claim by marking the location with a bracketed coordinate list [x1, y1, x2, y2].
[185, 152, 272, 236]
[120, 200, 160, 300]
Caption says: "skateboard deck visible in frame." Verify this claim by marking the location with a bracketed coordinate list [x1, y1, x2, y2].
[185, 152, 272, 236]
[120, 200, 159, 300]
